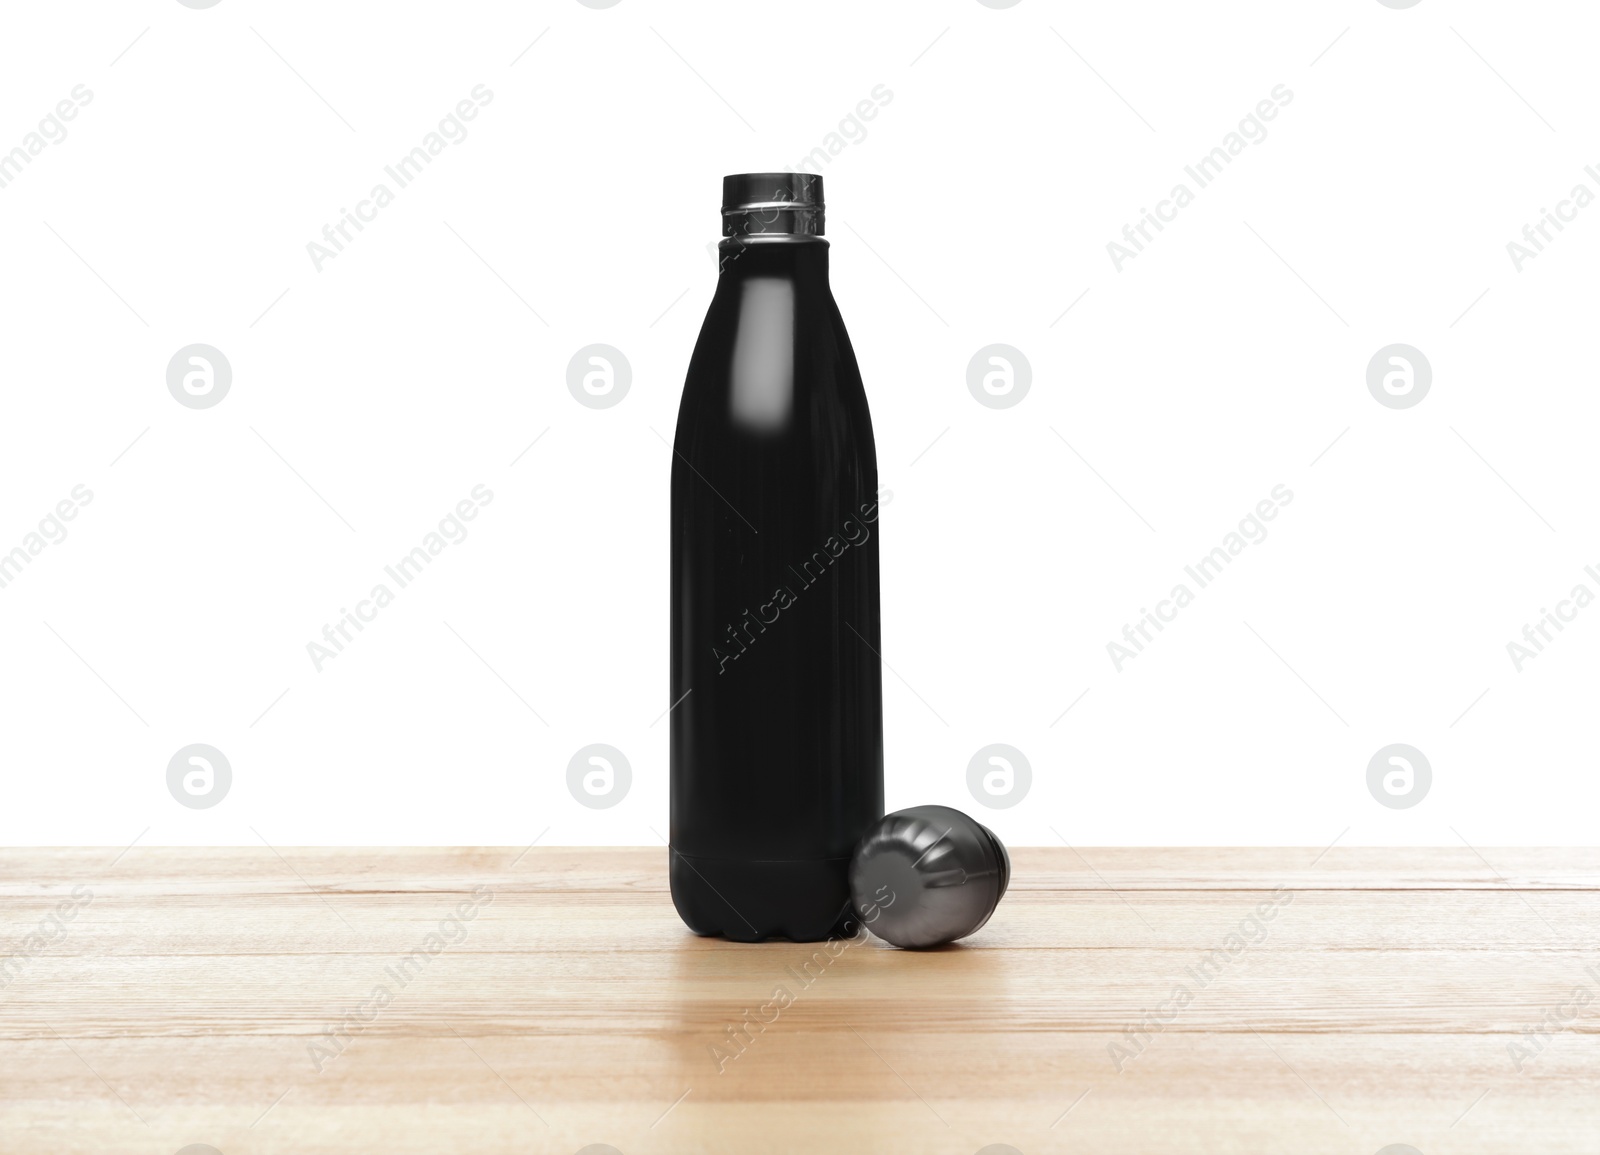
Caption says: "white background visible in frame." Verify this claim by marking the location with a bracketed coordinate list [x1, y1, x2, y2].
[2, 0, 1596, 847]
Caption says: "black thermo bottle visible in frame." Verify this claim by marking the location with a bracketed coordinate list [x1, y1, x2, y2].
[669, 174, 884, 942]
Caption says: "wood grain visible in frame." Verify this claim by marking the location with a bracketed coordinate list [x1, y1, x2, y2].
[1, 847, 1597, 1154]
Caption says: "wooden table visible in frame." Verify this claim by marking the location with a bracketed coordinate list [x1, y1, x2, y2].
[2, 847, 1597, 1153]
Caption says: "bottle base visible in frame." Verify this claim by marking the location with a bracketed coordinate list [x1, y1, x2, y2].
[669, 848, 856, 943]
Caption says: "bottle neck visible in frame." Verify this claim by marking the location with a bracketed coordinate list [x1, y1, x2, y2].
[715, 237, 830, 286]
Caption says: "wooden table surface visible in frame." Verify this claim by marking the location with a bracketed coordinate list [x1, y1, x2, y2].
[2, 847, 1597, 1154]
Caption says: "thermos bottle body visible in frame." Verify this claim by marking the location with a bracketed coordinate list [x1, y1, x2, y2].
[669, 174, 884, 942]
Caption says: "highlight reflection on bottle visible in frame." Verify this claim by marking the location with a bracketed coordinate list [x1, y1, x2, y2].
[669, 174, 884, 942]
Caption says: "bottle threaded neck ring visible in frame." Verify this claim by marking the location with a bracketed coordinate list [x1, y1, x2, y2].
[721, 172, 825, 238]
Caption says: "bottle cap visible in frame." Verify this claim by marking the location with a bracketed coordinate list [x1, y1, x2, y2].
[721, 172, 825, 238]
[849, 805, 1010, 949]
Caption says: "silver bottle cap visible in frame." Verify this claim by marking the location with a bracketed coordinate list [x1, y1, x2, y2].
[721, 172, 825, 238]
[849, 805, 1010, 949]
